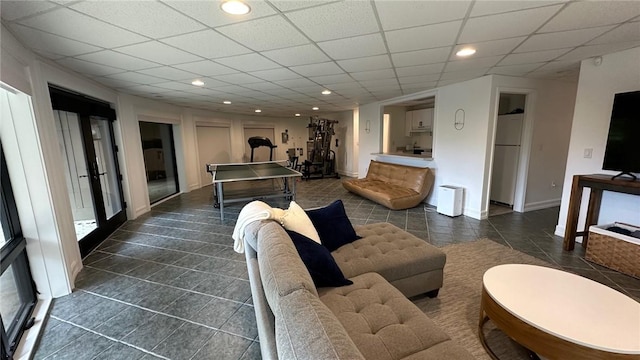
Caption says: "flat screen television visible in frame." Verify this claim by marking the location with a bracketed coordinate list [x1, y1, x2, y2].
[602, 90, 640, 180]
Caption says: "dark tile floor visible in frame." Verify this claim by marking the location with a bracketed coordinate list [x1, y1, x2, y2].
[34, 177, 640, 359]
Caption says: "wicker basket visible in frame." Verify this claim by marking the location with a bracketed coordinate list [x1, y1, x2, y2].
[586, 223, 640, 279]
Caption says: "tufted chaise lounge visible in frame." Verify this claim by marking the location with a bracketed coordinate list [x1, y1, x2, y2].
[333, 223, 445, 298]
[243, 219, 472, 359]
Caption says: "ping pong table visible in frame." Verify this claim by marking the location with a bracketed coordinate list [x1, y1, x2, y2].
[206, 161, 302, 221]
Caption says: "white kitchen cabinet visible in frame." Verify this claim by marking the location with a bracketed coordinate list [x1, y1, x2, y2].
[405, 108, 433, 135]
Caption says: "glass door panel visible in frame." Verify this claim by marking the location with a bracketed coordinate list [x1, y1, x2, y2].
[54, 110, 98, 239]
[139, 122, 179, 203]
[91, 117, 122, 220]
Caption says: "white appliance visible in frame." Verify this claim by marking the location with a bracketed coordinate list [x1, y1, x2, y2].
[490, 114, 523, 206]
[437, 185, 463, 217]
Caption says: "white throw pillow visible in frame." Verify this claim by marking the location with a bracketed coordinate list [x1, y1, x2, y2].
[280, 201, 321, 244]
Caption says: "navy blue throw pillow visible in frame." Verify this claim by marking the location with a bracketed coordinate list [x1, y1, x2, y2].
[286, 230, 353, 288]
[305, 200, 361, 252]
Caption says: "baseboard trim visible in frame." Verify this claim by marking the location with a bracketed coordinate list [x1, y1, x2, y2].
[554, 225, 565, 237]
[339, 170, 358, 178]
[523, 198, 561, 212]
[463, 207, 482, 220]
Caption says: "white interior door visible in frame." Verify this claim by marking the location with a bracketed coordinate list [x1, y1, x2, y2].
[244, 127, 275, 162]
[196, 125, 231, 187]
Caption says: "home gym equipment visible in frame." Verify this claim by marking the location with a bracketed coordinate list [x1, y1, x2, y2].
[248, 136, 277, 162]
[302, 116, 339, 180]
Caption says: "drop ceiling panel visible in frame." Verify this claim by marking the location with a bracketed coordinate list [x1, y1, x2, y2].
[274, 78, 318, 89]
[440, 68, 489, 80]
[116, 41, 202, 65]
[56, 58, 125, 77]
[470, 1, 565, 17]
[318, 33, 387, 60]
[395, 63, 445, 77]
[161, 0, 277, 28]
[250, 68, 302, 81]
[386, 21, 462, 53]
[540, 1, 640, 32]
[588, 22, 640, 45]
[489, 63, 544, 76]
[215, 73, 263, 85]
[241, 82, 285, 91]
[161, 30, 252, 59]
[105, 72, 167, 85]
[452, 37, 527, 59]
[375, 0, 470, 31]
[499, 48, 570, 66]
[557, 41, 640, 61]
[309, 74, 354, 85]
[445, 55, 503, 72]
[173, 60, 239, 76]
[214, 53, 281, 72]
[351, 69, 395, 81]
[94, 77, 139, 88]
[337, 55, 392, 72]
[290, 62, 344, 77]
[516, 26, 614, 52]
[285, 1, 379, 42]
[18, 7, 148, 48]
[0, 1, 58, 21]
[76, 50, 159, 71]
[8, 24, 101, 57]
[70, 1, 205, 38]
[153, 81, 202, 91]
[459, 5, 563, 43]
[269, 1, 332, 12]
[137, 67, 198, 81]
[398, 74, 440, 85]
[216, 16, 309, 52]
[391, 47, 452, 67]
[401, 82, 438, 92]
[260, 44, 330, 67]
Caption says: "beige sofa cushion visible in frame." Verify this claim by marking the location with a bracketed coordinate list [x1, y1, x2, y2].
[277, 289, 365, 360]
[319, 272, 474, 360]
[333, 223, 446, 280]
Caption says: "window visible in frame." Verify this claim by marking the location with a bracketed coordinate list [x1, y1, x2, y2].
[1, 145, 37, 359]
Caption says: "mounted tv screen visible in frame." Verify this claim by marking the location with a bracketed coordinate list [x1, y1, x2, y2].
[602, 90, 640, 175]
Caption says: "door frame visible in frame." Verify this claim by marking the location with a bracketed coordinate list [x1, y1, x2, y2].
[488, 89, 536, 214]
[49, 87, 127, 257]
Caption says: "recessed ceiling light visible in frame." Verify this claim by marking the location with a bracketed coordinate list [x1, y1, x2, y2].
[295, 113, 301, 117]
[221, 0, 251, 15]
[312, 107, 319, 111]
[223, 100, 232, 104]
[255, 109, 262, 113]
[456, 47, 476, 57]
[321, 90, 332, 95]
[191, 79, 205, 86]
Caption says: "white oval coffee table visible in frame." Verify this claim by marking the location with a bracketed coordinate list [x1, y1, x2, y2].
[479, 264, 640, 359]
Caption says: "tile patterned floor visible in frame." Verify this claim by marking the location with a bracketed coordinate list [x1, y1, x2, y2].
[34, 177, 640, 359]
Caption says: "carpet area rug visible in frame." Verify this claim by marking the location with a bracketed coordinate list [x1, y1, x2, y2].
[413, 239, 556, 360]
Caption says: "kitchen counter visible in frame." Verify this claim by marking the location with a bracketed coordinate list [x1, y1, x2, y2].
[372, 152, 433, 160]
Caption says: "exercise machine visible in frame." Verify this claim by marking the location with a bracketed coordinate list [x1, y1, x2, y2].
[302, 116, 340, 180]
[248, 136, 277, 162]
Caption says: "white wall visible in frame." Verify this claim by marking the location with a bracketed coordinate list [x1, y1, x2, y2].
[556, 47, 640, 238]
[383, 106, 409, 150]
[358, 74, 577, 219]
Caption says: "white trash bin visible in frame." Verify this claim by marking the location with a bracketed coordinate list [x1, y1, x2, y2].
[437, 185, 463, 217]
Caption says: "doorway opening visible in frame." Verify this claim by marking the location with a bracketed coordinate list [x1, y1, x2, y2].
[196, 123, 231, 188]
[50, 87, 127, 256]
[489, 93, 527, 217]
[139, 122, 180, 204]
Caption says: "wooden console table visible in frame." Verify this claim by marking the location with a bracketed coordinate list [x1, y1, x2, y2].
[563, 174, 640, 251]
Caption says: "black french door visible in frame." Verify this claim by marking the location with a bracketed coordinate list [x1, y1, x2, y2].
[49, 87, 127, 257]
[1, 145, 38, 360]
